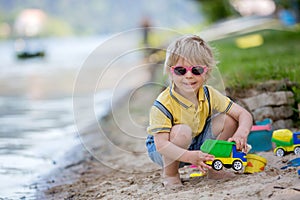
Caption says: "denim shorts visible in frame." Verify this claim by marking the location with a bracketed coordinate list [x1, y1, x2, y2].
[146, 120, 216, 167]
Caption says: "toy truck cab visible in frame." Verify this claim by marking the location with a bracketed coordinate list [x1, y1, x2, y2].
[200, 139, 247, 171]
[272, 129, 300, 157]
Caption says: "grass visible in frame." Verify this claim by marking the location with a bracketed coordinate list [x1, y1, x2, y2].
[211, 29, 300, 89]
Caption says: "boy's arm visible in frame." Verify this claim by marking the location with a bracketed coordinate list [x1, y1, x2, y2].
[154, 132, 214, 172]
[227, 102, 253, 152]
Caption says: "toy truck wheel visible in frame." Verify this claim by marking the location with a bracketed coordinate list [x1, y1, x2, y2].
[212, 160, 223, 171]
[275, 148, 285, 157]
[294, 147, 300, 155]
[232, 160, 243, 171]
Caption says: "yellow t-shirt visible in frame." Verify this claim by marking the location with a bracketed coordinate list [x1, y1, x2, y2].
[147, 84, 233, 137]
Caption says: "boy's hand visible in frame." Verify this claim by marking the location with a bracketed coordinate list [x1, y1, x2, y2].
[228, 134, 247, 153]
[187, 151, 214, 173]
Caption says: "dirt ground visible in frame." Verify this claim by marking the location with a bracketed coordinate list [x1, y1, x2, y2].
[35, 80, 300, 200]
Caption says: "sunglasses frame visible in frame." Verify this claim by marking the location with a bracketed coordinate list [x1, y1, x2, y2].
[170, 65, 207, 76]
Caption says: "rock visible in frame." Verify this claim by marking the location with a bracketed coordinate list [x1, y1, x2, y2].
[252, 106, 294, 121]
[252, 107, 274, 121]
[242, 91, 294, 111]
[256, 79, 297, 92]
[273, 106, 294, 120]
[272, 119, 294, 129]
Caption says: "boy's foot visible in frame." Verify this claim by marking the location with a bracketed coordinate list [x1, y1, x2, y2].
[207, 169, 236, 180]
[162, 175, 182, 188]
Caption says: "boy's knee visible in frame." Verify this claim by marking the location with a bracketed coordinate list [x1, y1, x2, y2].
[226, 116, 238, 131]
[213, 115, 238, 140]
[170, 124, 193, 143]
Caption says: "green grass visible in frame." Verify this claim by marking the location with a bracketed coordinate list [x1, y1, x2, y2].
[211, 29, 300, 89]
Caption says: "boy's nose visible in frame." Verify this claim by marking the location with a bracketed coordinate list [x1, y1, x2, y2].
[184, 70, 194, 77]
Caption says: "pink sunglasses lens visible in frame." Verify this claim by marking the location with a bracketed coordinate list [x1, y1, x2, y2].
[173, 66, 205, 75]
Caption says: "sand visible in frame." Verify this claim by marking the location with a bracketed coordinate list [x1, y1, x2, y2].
[35, 71, 300, 200]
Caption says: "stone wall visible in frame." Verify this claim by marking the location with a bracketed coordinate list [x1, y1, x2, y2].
[228, 80, 299, 129]
[240, 91, 294, 129]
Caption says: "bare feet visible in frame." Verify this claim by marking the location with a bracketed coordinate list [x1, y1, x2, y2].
[207, 169, 236, 180]
[162, 174, 183, 188]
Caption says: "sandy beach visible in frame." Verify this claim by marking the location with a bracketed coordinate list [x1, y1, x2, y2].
[35, 66, 300, 199]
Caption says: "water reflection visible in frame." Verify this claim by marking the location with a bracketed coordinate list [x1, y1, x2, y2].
[0, 96, 76, 198]
[0, 36, 109, 199]
[0, 26, 148, 198]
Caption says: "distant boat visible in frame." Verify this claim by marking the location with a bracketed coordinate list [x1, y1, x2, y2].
[14, 38, 46, 59]
[13, 9, 47, 59]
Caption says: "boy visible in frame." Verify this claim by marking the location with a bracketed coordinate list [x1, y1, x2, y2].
[146, 35, 253, 187]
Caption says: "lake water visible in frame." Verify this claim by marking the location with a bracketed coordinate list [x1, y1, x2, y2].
[0, 32, 146, 199]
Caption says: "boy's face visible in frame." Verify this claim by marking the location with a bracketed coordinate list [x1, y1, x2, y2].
[171, 58, 206, 97]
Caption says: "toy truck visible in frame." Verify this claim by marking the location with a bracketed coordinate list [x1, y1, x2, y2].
[200, 139, 247, 171]
[271, 129, 300, 157]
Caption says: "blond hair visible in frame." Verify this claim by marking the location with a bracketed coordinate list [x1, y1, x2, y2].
[164, 34, 216, 77]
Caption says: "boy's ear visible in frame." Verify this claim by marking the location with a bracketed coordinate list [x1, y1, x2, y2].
[203, 68, 211, 81]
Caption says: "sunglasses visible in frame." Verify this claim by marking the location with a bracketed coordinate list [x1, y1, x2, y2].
[170, 65, 207, 76]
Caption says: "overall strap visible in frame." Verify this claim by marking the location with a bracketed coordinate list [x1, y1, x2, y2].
[203, 86, 211, 116]
[153, 100, 174, 126]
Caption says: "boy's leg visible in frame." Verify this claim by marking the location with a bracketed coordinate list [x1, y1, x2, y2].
[162, 124, 192, 186]
[211, 113, 238, 140]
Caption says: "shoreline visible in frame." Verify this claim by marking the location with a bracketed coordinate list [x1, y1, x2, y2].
[34, 62, 157, 199]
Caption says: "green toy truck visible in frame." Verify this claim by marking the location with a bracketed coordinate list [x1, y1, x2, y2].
[200, 139, 247, 171]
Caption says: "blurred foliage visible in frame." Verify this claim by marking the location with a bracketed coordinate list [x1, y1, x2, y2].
[42, 17, 74, 36]
[0, 0, 203, 38]
[0, 0, 112, 37]
[193, 0, 300, 24]
[193, 0, 238, 24]
[275, 0, 300, 9]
